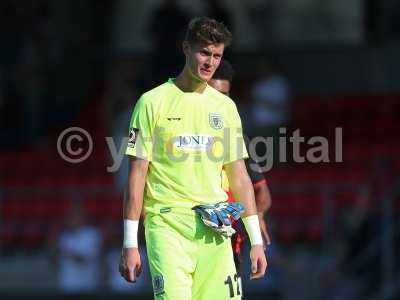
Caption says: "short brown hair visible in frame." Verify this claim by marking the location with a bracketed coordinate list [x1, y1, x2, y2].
[184, 17, 232, 47]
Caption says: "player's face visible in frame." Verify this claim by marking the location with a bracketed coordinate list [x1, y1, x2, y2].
[208, 79, 231, 96]
[184, 42, 224, 82]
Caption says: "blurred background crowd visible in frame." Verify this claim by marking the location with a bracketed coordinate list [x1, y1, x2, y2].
[0, 1, 399, 300]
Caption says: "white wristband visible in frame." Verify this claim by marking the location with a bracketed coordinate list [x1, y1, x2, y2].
[123, 219, 139, 248]
[242, 215, 263, 246]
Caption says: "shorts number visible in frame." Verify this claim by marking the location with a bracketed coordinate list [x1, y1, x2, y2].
[224, 274, 241, 298]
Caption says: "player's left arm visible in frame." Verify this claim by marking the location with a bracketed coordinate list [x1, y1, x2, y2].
[254, 180, 272, 245]
[224, 159, 267, 279]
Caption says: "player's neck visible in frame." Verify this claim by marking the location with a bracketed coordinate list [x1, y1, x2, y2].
[174, 67, 207, 94]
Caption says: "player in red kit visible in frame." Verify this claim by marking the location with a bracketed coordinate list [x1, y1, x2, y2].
[209, 59, 272, 295]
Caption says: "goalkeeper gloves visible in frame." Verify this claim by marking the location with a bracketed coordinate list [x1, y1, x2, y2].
[192, 202, 244, 237]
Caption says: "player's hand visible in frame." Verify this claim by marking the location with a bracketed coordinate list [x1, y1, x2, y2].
[258, 212, 271, 246]
[119, 247, 142, 283]
[249, 244, 267, 280]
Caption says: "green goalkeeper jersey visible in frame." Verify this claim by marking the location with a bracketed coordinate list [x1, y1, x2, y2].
[126, 79, 247, 215]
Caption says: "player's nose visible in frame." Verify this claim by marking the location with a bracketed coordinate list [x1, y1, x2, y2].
[203, 60, 211, 68]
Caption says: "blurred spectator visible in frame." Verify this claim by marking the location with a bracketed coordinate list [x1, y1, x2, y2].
[148, 0, 189, 84]
[250, 58, 290, 135]
[249, 57, 290, 164]
[57, 202, 103, 293]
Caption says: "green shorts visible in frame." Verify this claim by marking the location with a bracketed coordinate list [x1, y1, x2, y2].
[144, 207, 241, 300]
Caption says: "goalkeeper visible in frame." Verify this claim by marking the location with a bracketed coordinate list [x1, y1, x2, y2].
[119, 17, 267, 300]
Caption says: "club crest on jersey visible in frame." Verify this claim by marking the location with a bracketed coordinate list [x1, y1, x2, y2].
[153, 274, 164, 295]
[209, 113, 223, 130]
[127, 127, 139, 148]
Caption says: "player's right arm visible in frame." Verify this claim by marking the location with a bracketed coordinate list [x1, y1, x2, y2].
[245, 138, 272, 245]
[119, 94, 155, 283]
[223, 101, 267, 279]
[119, 157, 149, 283]
[224, 160, 267, 279]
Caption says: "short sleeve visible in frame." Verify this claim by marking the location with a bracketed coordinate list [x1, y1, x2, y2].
[125, 96, 155, 161]
[223, 102, 248, 164]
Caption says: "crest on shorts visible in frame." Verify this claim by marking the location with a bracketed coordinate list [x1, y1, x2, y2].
[153, 274, 165, 295]
[209, 113, 223, 130]
[127, 127, 139, 148]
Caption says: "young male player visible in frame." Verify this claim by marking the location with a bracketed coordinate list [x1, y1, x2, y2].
[119, 17, 267, 300]
[209, 59, 272, 295]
